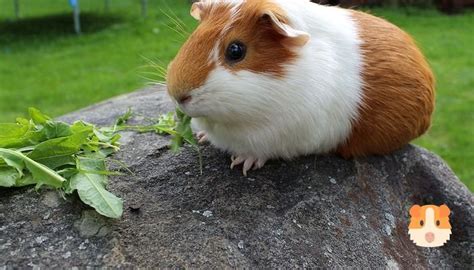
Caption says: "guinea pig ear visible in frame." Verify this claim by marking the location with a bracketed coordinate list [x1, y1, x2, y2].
[409, 205, 421, 218]
[439, 204, 451, 218]
[261, 11, 310, 47]
[190, 2, 204, 21]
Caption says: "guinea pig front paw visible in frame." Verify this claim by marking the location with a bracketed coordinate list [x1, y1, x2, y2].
[230, 155, 267, 176]
[196, 131, 208, 144]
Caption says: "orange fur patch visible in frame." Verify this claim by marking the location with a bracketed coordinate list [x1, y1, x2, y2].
[217, 0, 297, 76]
[409, 205, 451, 229]
[337, 10, 435, 158]
[167, 0, 297, 100]
[166, 3, 231, 100]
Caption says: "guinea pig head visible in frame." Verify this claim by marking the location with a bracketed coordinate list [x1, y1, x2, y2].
[166, 0, 309, 121]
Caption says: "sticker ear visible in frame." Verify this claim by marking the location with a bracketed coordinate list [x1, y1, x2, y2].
[261, 11, 310, 47]
[409, 205, 421, 217]
[191, 2, 203, 21]
[439, 204, 451, 218]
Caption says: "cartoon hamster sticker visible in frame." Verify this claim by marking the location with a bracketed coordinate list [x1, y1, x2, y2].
[408, 204, 452, 247]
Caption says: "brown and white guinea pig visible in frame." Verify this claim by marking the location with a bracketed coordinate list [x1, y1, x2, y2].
[166, 0, 435, 175]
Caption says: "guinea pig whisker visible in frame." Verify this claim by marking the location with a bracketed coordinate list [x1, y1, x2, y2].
[160, 8, 189, 35]
[159, 1, 188, 30]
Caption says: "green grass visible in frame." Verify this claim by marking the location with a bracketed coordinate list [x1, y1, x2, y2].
[0, 0, 195, 120]
[0, 1, 472, 190]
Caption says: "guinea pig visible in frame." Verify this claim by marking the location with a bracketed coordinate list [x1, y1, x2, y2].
[408, 205, 452, 247]
[166, 0, 435, 175]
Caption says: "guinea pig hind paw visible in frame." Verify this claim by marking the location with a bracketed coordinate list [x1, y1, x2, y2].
[196, 131, 208, 144]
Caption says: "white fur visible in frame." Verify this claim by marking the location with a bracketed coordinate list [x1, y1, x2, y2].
[179, 0, 363, 160]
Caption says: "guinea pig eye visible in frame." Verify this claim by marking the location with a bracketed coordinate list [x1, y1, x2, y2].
[436, 220, 440, 226]
[225, 41, 247, 64]
[420, 220, 424, 226]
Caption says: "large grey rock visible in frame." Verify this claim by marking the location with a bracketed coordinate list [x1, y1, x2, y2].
[1, 86, 472, 268]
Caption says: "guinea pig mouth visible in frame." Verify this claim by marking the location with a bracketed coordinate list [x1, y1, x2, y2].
[177, 95, 192, 105]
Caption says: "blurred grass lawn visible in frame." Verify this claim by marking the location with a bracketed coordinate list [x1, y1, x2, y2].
[0, 1, 472, 190]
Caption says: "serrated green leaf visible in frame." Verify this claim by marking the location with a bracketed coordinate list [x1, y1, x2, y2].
[70, 157, 123, 219]
[0, 148, 65, 188]
[28, 130, 90, 169]
[0, 149, 25, 176]
[0, 121, 46, 149]
[170, 109, 197, 151]
[0, 167, 19, 187]
[15, 173, 36, 187]
[43, 121, 73, 139]
[0, 123, 30, 139]
[29, 108, 51, 125]
[0, 108, 126, 219]
[114, 108, 133, 127]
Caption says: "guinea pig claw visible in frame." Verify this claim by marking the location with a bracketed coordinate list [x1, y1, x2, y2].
[231, 156, 267, 176]
[242, 157, 257, 177]
[253, 159, 267, 170]
[196, 131, 208, 144]
[230, 156, 245, 169]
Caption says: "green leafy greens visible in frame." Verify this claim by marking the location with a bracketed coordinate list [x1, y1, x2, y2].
[0, 108, 196, 219]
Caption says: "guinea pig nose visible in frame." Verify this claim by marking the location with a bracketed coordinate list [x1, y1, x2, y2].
[177, 94, 192, 105]
[425, 232, 435, 243]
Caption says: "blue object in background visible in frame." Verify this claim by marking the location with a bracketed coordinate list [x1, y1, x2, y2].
[69, 0, 78, 8]
[12, 0, 147, 34]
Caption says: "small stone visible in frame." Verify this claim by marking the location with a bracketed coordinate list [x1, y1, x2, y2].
[384, 213, 395, 227]
[129, 203, 142, 213]
[79, 242, 87, 250]
[248, 178, 255, 182]
[384, 225, 392, 236]
[202, 210, 213, 218]
[185, 172, 192, 176]
[41, 191, 60, 208]
[1, 241, 11, 250]
[62, 251, 71, 259]
[43, 212, 51, 220]
[35, 236, 48, 244]
[238, 240, 244, 249]
[73, 210, 108, 238]
[329, 178, 337, 184]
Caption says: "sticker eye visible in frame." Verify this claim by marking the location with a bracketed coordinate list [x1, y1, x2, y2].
[420, 220, 424, 226]
[436, 220, 440, 226]
[225, 41, 247, 64]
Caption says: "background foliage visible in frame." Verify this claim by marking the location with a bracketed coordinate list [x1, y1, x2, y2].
[0, 0, 472, 190]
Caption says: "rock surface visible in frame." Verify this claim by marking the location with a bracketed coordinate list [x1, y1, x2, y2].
[1, 87, 473, 268]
